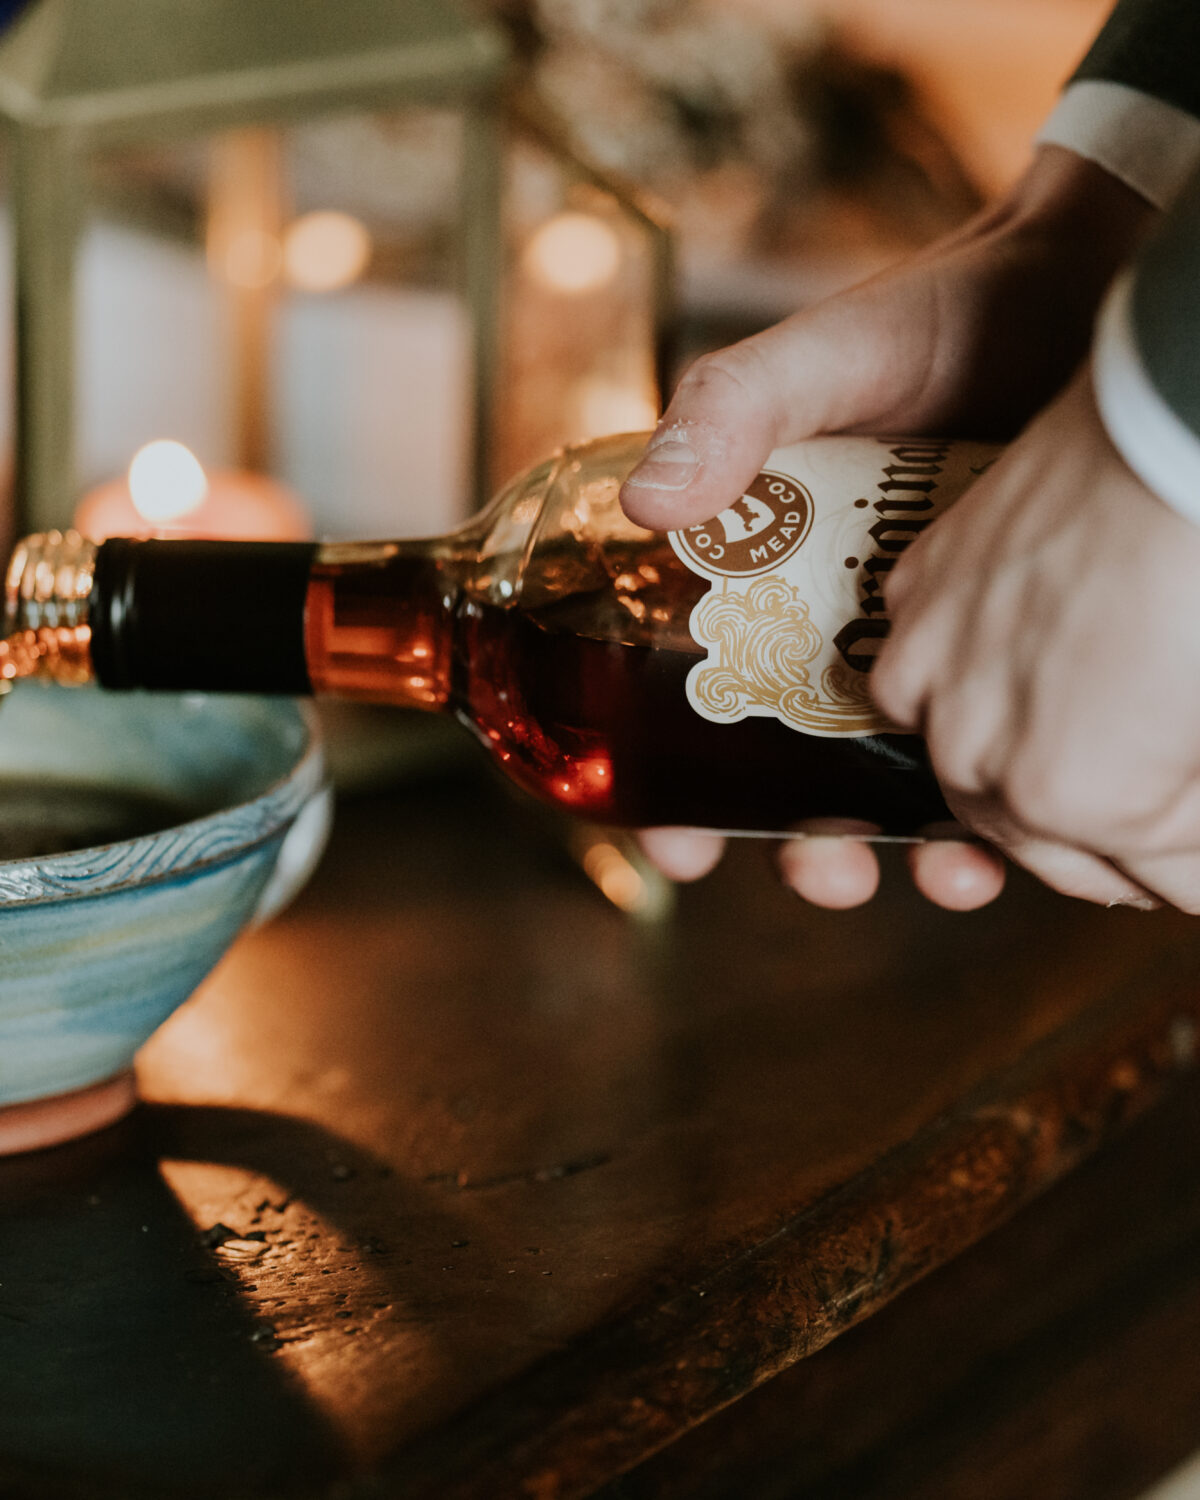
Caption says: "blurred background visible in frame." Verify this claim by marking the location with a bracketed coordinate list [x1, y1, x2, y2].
[0, 0, 1112, 551]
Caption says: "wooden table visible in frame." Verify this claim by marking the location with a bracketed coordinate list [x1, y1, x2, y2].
[5, 757, 1200, 1500]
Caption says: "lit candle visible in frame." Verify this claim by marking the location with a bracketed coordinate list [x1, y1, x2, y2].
[74, 440, 310, 541]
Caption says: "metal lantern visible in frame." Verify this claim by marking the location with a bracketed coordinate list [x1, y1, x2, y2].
[0, 0, 511, 539]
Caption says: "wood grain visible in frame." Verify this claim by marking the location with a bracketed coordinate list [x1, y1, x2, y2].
[3, 765, 1198, 1498]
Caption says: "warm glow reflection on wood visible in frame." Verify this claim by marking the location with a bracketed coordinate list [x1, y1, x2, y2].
[156, 1155, 419, 1466]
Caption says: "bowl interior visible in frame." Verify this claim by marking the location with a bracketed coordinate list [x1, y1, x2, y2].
[0, 685, 312, 866]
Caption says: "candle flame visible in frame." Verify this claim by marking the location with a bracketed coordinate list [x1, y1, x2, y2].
[128, 441, 209, 525]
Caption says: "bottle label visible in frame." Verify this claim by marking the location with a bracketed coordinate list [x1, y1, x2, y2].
[668, 436, 998, 738]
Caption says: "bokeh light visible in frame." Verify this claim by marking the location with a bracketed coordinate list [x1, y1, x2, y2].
[522, 211, 622, 295]
[283, 210, 373, 293]
[570, 375, 658, 439]
[128, 440, 209, 523]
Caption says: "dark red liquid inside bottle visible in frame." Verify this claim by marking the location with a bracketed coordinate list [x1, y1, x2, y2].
[455, 597, 948, 834]
[302, 540, 949, 836]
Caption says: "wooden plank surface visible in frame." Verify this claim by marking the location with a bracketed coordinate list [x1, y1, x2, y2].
[603, 1048, 1200, 1500]
[2, 761, 1199, 1499]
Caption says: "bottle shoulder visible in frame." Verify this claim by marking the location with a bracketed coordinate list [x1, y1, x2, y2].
[466, 432, 656, 610]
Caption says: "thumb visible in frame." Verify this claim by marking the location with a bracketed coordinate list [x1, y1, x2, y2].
[619, 292, 912, 530]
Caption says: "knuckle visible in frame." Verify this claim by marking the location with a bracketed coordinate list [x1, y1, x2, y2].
[676, 345, 770, 411]
[1001, 765, 1066, 837]
[869, 653, 916, 729]
[930, 744, 987, 799]
[1004, 748, 1181, 849]
[923, 691, 1008, 799]
[882, 551, 916, 603]
[1002, 756, 1101, 841]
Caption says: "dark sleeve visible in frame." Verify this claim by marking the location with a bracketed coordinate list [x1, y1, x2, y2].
[1129, 160, 1200, 437]
[1072, 0, 1200, 118]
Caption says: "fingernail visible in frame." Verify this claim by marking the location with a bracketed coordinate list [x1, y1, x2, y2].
[1106, 895, 1158, 911]
[624, 435, 700, 492]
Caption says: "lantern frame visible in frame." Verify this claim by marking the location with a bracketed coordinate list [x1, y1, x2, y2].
[0, 0, 510, 534]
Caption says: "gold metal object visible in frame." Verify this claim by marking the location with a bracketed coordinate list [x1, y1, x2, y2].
[1, 528, 96, 685]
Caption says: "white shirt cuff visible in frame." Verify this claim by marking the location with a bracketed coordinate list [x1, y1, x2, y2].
[1093, 269, 1200, 525]
[1037, 80, 1200, 209]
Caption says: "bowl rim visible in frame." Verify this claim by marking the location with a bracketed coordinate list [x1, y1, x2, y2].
[0, 697, 325, 908]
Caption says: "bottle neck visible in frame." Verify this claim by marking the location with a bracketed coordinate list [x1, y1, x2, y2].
[96, 533, 474, 710]
[4, 532, 474, 705]
[304, 538, 464, 710]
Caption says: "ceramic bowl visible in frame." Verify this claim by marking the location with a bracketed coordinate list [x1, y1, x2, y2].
[0, 685, 329, 1154]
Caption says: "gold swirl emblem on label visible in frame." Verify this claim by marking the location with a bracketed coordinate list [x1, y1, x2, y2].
[687, 578, 879, 736]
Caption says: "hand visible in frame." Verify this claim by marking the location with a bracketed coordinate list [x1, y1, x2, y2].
[873, 365, 1200, 912]
[619, 146, 1156, 909]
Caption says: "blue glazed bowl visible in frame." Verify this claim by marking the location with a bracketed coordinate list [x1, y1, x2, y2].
[0, 685, 327, 1152]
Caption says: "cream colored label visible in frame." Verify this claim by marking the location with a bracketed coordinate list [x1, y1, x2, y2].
[668, 436, 999, 737]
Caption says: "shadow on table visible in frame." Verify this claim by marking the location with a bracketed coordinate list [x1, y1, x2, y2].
[0, 1098, 492, 1500]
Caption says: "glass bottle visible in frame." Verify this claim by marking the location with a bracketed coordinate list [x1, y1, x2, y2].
[1, 432, 997, 836]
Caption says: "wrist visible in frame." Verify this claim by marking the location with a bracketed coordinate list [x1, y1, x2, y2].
[987, 145, 1156, 262]
[1037, 80, 1200, 211]
[899, 146, 1158, 436]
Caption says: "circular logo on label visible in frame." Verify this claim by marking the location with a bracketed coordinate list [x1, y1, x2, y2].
[673, 470, 813, 577]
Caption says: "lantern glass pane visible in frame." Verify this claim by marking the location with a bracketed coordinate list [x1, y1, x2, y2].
[276, 109, 471, 539]
[79, 137, 224, 499]
[77, 105, 473, 540]
[496, 132, 660, 490]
